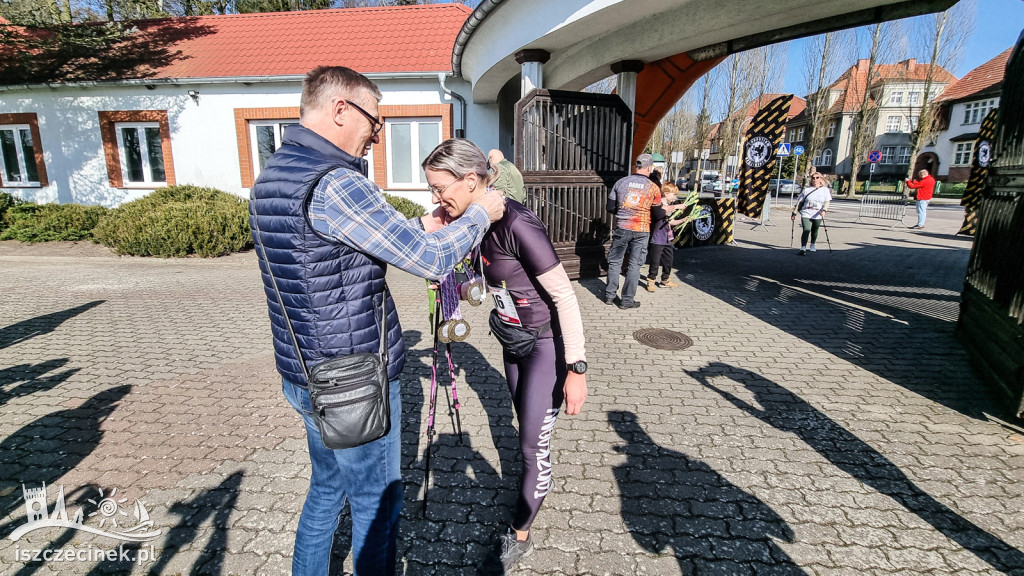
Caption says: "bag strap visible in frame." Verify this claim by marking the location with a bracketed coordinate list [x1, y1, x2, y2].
[250, 174, 389, 382]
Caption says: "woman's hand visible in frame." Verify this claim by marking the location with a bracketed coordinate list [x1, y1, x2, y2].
[563, 372, 588, 415]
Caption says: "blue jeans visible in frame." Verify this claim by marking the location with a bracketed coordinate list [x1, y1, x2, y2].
[916, 200, 929, 227]
[605, 229, 650, 305]
[283, 377, 403, 576]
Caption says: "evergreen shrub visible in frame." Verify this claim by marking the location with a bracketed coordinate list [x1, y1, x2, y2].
[0, 201, 108, 242]
[93, 185, 252, 257]
[384, 193, 427, 219]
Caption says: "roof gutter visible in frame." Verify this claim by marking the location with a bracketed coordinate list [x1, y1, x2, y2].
[451, 0, 505, 79]
[0, 71, 447, 92]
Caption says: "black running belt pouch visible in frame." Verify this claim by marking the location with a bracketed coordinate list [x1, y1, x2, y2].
[488, 308, 549, 361]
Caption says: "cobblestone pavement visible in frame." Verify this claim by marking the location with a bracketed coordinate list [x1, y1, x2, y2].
[1, 200, 1022, 576]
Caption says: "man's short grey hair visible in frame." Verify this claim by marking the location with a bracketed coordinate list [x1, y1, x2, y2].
[300, 66, 382, 119]
[422, 138, 489, 180]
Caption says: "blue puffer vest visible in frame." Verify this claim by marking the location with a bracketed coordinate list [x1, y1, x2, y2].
[249, 125, 405, 387]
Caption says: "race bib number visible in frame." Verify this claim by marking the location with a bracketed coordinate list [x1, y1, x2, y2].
[489, 285, 522, 326]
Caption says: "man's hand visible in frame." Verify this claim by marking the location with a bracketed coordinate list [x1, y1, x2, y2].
[563, 372, 587, 415]
[420, 206, 449, 233]
[474, 188, 506, 223]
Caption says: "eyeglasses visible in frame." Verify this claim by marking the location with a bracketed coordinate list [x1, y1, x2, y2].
[429, 176, 463, 199]
[344, 99, 383, 137]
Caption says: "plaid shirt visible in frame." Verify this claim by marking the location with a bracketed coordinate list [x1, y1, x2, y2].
[308, 167, 488, 279]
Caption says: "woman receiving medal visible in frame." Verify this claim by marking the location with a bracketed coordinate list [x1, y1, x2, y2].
[422, 139, 588, 572]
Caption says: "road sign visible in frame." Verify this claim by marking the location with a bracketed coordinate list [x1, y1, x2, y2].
[793, 145, 805, 156]
[776, 143, 791, 157]
[870, 162, 876, 173]
[867, 150, 882, 163]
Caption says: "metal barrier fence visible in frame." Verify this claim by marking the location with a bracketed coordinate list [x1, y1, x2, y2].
[855, 191, 910, 227]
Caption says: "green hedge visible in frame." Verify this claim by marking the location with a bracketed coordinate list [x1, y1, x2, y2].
[384, 193, 427, 219]
[0, 201, 108, 242]
[0, 191, 26, 234]
[93, 185, 252, 257]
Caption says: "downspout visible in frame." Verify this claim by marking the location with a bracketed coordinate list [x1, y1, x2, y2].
[438, 72, 468, 139]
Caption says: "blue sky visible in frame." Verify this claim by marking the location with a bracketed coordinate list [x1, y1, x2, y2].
[780, 0, 1024, 95]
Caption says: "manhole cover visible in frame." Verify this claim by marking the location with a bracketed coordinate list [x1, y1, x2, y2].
[633, 328, 693, 350]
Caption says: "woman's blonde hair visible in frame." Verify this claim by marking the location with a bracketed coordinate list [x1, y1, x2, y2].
[421, 138, 488, 180]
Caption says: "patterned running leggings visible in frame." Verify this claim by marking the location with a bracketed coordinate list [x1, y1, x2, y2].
[502, 336, 566, 531]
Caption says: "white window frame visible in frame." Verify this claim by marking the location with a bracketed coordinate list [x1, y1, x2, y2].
[385, 117, 442, 189]
[889, 91, 904, 105]
[953, 142, 973, 166]
[790, 127, 804, 142]
[885, 115, 902, 133]
[881, 146, 896, 165]
[114, 122, 166, 188]
[0, 124, 40, 187]
[249, 119, 298, 181]
[897, 146, 911, 165]
[909, 91, 921, 105]
[905, 116, 918, 132]
[820, 149, 833, 166]
[827, 121, 836, 138]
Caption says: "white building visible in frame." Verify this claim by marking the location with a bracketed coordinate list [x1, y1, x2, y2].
[921, 48, 1011, 182]
[0, 4, 499, 208]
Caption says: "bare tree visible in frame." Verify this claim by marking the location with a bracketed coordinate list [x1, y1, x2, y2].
[902, 1, 974, 178]
[712, 53, 756, 181]
[847, 21, 900, 196]
[802, 31, 851, 177]
[691, 72, 716, 186]
[648, 100, 697, 181]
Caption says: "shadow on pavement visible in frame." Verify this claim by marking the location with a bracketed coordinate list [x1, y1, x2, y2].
[675, 236, 1000, 419]
[145, 470, 244, 576]
[0, 300, 104, 351]
[689, 362, 1024, 574]
[608, 410, 803, 574]
[0, 358, 79, 407]
[0, 385, 132, 575]
[0, 384, 132, 526]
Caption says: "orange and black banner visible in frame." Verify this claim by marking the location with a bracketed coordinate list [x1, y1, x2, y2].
[737, 95, 793, 219]
[958, 108, 998, 236]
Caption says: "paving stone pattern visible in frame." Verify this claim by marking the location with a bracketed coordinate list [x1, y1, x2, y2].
[0, 200, 1022, 575]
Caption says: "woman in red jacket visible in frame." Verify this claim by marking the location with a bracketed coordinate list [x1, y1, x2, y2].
[905, 169, 935, 229]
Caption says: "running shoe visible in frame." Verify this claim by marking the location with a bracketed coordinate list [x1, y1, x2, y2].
[497, 529, 534, 571]
[657, 280, 679, 288]
[617, 300, 641, 309]
[810, 244, 817, 252]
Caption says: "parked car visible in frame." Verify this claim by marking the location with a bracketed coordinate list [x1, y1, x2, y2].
[768, 179, 801, 196]
[698, 171, 720, 193]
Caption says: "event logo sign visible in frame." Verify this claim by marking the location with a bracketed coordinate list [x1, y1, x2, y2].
[737, 95, 793, 219]
[959, 108, 998, 236]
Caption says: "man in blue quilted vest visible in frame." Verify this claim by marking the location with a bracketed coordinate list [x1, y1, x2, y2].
[250, 66, 505, 576]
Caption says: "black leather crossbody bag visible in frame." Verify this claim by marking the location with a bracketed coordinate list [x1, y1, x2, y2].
[251, 199, 390, 450]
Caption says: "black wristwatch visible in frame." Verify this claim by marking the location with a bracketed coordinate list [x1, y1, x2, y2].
[567, 360, 587, 374]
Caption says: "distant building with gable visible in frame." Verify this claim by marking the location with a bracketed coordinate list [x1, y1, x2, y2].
[920, 48, 1012, 182]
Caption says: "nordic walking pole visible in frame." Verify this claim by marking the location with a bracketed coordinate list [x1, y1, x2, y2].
[821, 214, 833, 254]
[790, 213, 796, 247]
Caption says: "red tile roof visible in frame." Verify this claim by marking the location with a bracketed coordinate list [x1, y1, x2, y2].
[936, 48, 1012, 102]
[7, 4, 471, 83]
[710, 94, 806, 137]
[137, 4, 471, 79]
[788, 58, 957, 124]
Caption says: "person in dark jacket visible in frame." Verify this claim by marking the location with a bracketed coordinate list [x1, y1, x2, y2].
[249, 66, 505, 576]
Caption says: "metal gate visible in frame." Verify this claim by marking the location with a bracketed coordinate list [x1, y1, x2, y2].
[956, 37, 1024, 419]
[514, 89, 632, 278]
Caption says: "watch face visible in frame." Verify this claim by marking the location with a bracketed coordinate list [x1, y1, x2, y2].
[569, 361, 587, 374]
